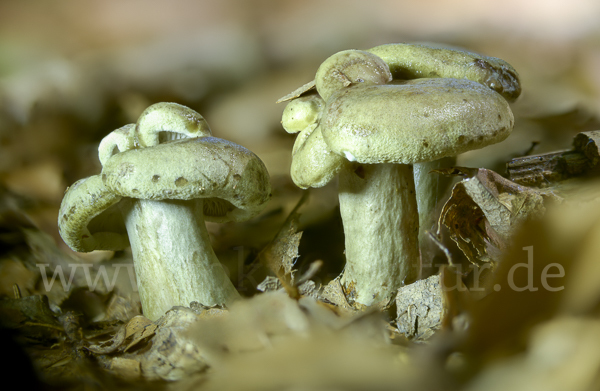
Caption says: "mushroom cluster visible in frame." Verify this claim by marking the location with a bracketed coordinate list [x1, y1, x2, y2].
[281, 43, 521, 307]
[59, 103, 271, 320]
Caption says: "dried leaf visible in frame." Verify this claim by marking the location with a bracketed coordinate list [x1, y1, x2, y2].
[123, 316, 157, 352]
[256, 275, 282, 292]
[86, 315, 156, 354]
[136, 307, 208, 381]
[86, 326, 126, 354]
[0, 294, 62, 332]
[318, 276, 369, 312]
[275, 80, 316, 103]
[109, 357, 141, 380]
[255, 194, 307, 298]
[396, 274, 446, 341]
[190, 302, 228, 319]
[437, 168, 555, 265]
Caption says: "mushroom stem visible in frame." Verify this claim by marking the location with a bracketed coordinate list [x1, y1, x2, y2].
[120, 198, 240, 320]
[338, 163, 420, 306]
[414, 156, 456, 266]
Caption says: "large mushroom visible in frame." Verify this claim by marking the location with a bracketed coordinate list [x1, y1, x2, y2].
[282, 49, 516, 307]
[59, 103, 271, 320]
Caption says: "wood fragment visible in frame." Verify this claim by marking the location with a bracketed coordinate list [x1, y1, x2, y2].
[507, 130, 600, 186]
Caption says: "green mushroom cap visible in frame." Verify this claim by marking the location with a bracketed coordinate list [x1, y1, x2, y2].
[366, 43, 521, 101]
[315, 50, 392, 102]
[101, 137, 272, 223]
[320, 78, 514, 165]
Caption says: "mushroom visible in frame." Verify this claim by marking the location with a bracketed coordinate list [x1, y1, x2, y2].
[365, 42, 521, 102]
[283, 50, 515, 306]
[59, 103, 271, 320]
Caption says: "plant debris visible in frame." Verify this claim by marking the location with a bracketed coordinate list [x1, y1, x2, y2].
[507, 130, 600, 186]
[436, 167, 557, 266]
[396, 274, 445, 341]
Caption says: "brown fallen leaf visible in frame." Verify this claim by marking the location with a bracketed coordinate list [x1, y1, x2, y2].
[253, 193, 307, 299]
[319, 275, 357, 312]
[436, 167, 557, 266]
[86, 314, 156, 354]
[109, 357, 141, 380]
[123, 315, 157, 352]
[396, 274, 446, 341]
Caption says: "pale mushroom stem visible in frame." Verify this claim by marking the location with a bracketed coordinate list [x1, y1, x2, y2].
[119, 198, 240, 320]
[338, 163, 420, 306]
[414, 156, 456, 267]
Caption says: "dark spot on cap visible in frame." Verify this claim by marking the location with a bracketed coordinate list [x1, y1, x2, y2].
[423, 113, 429, 118]
[175, 177, 188, 187]
[458, 135, 465, 143]
[474, 59, 491, 70]
[498, 114, 502, 120]
[131, 188, 139, 194]
[233, 174, 241, 181]
[423, 140, 429, 148]
[152, 175, 160, 183]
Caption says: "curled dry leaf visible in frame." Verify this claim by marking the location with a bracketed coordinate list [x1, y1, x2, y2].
[436, 167, 558, 265]
[86, 315, 156, 354]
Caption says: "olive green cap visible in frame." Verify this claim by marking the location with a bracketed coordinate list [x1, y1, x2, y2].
[102, 137, 271, 223]
[290, 124, 347, 189]
[58, 175, 129, 252]
[98, 124, 136, 167]
[136, 102, 212, 147]
[320, 78, 514, 165]
[366, 43, 521, 101]
[281, 94, 325, 134]
[315, 50, 392, 102]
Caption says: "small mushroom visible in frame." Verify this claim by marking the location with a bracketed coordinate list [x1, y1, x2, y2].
[59, 103, 271, 320]
[283, 50, 515, 306]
